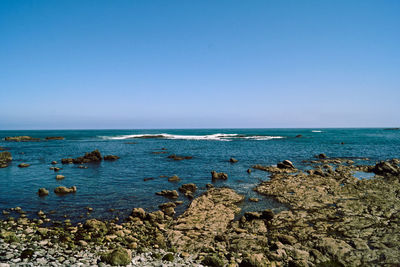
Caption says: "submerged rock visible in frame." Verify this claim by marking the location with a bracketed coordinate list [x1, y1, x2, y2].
[104, 155, 120, 161]
[156, 190, 179, 199]
[168, 175, 180, 182]
[0, 151, 12, 168]
[167, 154, 193, 160]
[230, 157, 238, 163]
[211, 171, 228, 181]
[54, 186, 76, 194]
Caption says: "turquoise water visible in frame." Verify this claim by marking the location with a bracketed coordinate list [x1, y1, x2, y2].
[0, 128, 399, 223]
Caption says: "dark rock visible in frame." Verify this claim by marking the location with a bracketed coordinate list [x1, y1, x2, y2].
[201, 255, 225, 267]
[18, 163, 30, 168]
[45, 136, 64, 140]
[5, 136, 40, 142]
[261, 209, 274, 221]
[167, 154, 193, 160]
[61, 158, 73, 164]
[206, 183, 214, 189]
[100, 248, 132, 266]
[84, 219, 107, 233]
[244, 212, 261, 221]
[277, 160, 295, 169]
[143, 177, 154, 181]
[131, 208, 146, 219]
[211, 171, 228, 180]
[20, 249, 34, 259]
[316, 153, 327, 159]
[371, 161, 400, 176]
[247, 168, 252, 174]
[295, 134, 303, 138]
[230, 158, 238, 163]
[51, 161, 58, 165]
[38, 188, 49, 196]
[156, 190, 179, 199]
[162, 253, 174, 262]
[62, 150, 102, 164]
[54, 186, 77, 194]
[104, 155, 120, 161]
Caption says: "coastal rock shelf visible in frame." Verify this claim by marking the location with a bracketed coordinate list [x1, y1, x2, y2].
[1, 159, 400, 266]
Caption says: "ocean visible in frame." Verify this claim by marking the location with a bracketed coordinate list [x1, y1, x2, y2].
[0, 128, 399, 223]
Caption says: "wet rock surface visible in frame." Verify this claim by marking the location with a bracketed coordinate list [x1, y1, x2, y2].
[61, 150, 103, 164]
[0, 151, 12, 168]
[4, 136, 40, 142]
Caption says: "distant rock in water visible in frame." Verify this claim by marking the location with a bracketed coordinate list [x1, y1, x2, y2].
[384, 128, 400, 130]
[316, 153, 327, 159]
[229, 158, 238, 163]
[37, 188, 49, 196]
[295, 134, 303, 138]
[167, 154, 193, 161]
[54, 186, 77, 194]
[211, 171, 228, 181]
[155, 190, 179, 199]
[103, 155, 120, 161]
[56, 175, 65, 180]
[45, 136, 65, 140]
[5, 136, 40, 142]
[0, 151, 12, 168]
[18, 163, 30, 168]
[61, 150, 103, 164]
[168, 175, 180, 182]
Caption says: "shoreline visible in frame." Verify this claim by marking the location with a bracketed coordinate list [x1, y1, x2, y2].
[1, 157, 399, 266]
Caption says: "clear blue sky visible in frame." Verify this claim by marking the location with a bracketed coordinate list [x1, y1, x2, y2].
[1, 0, 399, 129]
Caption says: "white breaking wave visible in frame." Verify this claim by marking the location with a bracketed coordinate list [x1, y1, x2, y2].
[99, 133, 284, 141]
[311, 130, 323, 133]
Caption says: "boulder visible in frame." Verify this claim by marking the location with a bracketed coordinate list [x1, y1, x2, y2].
[211, 171, 228, 181]
[51, 161, 58, 165]
[62, 150, 102, 164]
[104, 155, 120, 161]
[247, 168, 252, 174]
[167, 154, 193, 160]
[37, 188, 49, 196]
[100, 248, 132, 266]
[159, 202, 176, 216]
[316, 153, 327, 159]
[277, 160, 295, 169]
[295, 134, 303, 138]
[156, 190, 179, 199]
[371, 161, 400, 176]
[84, 219, 107, 233]
[56, 175, 65, 180]
[18, 163, 30, 168]
[54, 186, 77, 194]
[0, 151, 12, 168]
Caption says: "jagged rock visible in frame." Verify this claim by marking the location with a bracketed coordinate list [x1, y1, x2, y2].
[211, 171, 228, 180]
[61, 150, 102, 164]
[104, 155, 120, 161]
[156, 190, 179, 199]
[230, 158, 238, 163]
[131, 208, 146, 219]
[159, 202, 176, 216]
[51, 161, 58, 165]
[371, 161, 400, 176]
[5, 136, 40, 142]
[249, 198, 259, 202]
[54, 186, 76, 194]
[0, 151, 12, 168]
[37, 188, 49, 196]
[179, 183, 197, 194]
[316, 153, 327, 159]
[100, 247, 131, 266]
[45, 136, 64, 140]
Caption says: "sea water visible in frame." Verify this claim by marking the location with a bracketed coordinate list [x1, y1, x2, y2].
[0, 128, 399, 223]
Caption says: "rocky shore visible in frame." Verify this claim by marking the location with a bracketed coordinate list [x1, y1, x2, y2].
[1, 157, 400, 266]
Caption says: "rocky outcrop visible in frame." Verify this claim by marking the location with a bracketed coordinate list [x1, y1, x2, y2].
[103, 155, 120, 161]
[4, 136, 40, 142]
[230, 158, 238, 163]
[371, 160, 400, 176]
[211, 171, 228, 180]
[61, 150, 102, 164]
[56, 175, 65, 180]
[0, 151, 12, 168]
[168, 175, 180, 182]
[179, 183, 197, 199]
[277, 160, 295, 169]
[100, 248, 132, 266]
[166, 188, 244, 252]
[45, 136, 65, 140]
[54, 186, 77, 194]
